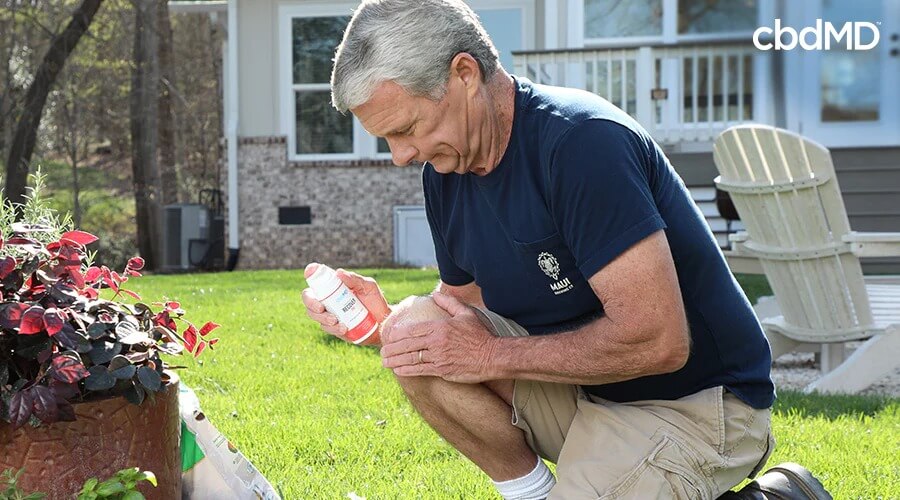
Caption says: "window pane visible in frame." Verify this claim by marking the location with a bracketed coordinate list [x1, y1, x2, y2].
[293, 16, 349, 84]
[585, 0, 662, 39]
[819, 0, 881, 122]
[678, 0, 756, 34]
[295, 91, 352, 154]
[820, 50, 879, 122]
[377, 137, 391, 154]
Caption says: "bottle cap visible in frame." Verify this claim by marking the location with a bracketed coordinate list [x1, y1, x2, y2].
[306, 264, 341, 300]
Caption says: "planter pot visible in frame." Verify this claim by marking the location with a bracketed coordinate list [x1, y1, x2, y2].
[0, 372, 181, 499]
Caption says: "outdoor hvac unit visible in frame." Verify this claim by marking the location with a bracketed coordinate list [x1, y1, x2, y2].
[163, 204, 209, 271]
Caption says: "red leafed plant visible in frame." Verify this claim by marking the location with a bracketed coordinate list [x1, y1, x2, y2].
[0, 174, 220, 428]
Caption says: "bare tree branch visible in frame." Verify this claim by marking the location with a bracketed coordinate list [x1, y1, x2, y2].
[3, 0, 105, 211]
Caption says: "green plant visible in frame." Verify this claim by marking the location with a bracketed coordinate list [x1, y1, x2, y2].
[0, 171, 219, 427]
[0, 468, 45, 500]
[0, 467, 156, 500]
[76, 468, 156, 500]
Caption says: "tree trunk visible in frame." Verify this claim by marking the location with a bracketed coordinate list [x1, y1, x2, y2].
[66, 97, 83, 228]
[71, 152, 82, 228]
[131, 0, 162, 270]
[3, 0, 104, 210]
[0, 8, 13, 164]
[157, 0, 178, 206]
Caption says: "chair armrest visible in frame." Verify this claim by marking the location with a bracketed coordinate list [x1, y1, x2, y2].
[723, 232, 764, 274]
[724, 250, 764, 274]
[729, 231, 750, 243]
[843, 231, 900, 258]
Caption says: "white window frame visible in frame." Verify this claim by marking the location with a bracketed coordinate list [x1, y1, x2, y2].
[280, 1, 534, 163]
[280, 3, 382, 162]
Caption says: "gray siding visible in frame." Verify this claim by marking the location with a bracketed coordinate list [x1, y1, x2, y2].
[668, 148, 900, 274]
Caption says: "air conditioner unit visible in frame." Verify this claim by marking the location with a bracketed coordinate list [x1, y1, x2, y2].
[163, 204, 209, 271]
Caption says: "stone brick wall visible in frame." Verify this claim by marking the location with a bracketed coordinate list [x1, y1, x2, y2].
[225, 136, 425, 270]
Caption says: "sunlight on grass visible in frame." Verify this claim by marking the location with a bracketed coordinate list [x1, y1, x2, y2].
[123, 269, 897, 498]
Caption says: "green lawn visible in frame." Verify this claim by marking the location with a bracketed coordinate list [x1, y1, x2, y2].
[123, 269, 899, 499]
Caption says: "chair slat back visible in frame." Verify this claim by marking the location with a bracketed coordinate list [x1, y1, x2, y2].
[713, 125, 874, 335]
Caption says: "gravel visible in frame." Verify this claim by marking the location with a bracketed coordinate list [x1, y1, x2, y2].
[772, 351, 900, 398]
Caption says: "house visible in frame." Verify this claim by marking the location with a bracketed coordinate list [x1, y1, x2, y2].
[171, 0, 900, 272]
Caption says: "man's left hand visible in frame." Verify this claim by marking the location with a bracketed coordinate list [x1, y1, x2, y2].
[380, 292, 498, 384]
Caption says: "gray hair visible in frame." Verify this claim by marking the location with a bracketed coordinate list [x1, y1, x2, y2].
[331, 0, 501, 113]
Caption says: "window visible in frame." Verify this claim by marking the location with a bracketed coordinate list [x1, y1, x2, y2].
[291, 16, 353, 155]
[584, 0, 663, 39]
[281, 2, 532, 161]
[819, 0, 880, 122]
[677, 0, 757, 35]
[582, 0, 758, 43]
[281, 5, 387, 161]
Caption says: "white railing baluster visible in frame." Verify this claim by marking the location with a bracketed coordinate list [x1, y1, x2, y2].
[723, 53, 730, 125]
[678, 52, 685, 143]
[707, 47, 714, 140]
[636, 47, 653, 134]
[619, 52, 628, 113]
[691, 49, 698, 142]
[606, 53, 613, 102]
[738, 52, 745, 122]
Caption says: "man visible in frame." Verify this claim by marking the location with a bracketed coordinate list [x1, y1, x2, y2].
[303, 0, 776, 498]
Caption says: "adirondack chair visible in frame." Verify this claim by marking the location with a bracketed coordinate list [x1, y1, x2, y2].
[712, 124, 900, 394]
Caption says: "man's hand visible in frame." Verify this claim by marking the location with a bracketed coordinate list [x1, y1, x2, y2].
[301, 263, 392, 345]
[380, 292, 498, 383]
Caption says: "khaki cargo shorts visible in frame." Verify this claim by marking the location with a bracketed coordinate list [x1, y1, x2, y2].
[474, 308, 775, 500]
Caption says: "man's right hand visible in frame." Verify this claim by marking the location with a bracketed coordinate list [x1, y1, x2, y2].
[301, 263, 392, 345]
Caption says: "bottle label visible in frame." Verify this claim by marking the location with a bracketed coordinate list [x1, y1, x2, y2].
[321, 286, 375, 342]
[346, 311, 377, 344]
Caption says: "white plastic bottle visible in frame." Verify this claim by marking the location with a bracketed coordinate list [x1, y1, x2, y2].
[306, 265, 378, 344]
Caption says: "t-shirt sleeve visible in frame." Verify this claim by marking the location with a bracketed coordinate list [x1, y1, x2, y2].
[549, 119, 667, 279]
[422, 169, 474, 286]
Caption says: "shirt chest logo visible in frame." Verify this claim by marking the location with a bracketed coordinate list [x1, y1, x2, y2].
[538, 252, 574, 295]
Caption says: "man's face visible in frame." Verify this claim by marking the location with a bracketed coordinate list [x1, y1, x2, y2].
[352, 77, 485, 175]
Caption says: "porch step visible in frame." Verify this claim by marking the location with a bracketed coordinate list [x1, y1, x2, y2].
[688, 185, 744, 249]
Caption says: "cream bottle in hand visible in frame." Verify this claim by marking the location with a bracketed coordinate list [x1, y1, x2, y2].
[305, 264, 378, 344]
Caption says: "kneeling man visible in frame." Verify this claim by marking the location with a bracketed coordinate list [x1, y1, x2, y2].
[303, 1, 774, 498]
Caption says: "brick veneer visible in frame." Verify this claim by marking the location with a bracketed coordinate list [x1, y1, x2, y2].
[224, 136, 425, 269]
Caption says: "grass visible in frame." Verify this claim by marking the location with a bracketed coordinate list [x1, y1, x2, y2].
[122, 269, 899, 499]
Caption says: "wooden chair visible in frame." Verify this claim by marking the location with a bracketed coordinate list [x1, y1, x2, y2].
[713, 124, 900, 394]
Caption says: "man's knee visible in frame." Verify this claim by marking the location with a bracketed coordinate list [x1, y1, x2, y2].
[382, 295, 449, 344]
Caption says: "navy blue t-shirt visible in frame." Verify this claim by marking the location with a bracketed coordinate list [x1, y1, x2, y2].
[423, 77, 774, 409]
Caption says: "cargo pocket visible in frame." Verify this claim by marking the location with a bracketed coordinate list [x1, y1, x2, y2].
[599, 433, 714, 500]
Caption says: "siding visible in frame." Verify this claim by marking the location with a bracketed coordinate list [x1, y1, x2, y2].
[238, 0, 279, 136]
[668, 148, 900, 274]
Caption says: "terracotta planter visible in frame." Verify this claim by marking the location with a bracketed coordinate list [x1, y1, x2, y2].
[0, 373, 182, 499]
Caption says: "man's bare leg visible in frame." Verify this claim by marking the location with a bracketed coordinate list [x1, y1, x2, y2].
[382, 296, 537, 481]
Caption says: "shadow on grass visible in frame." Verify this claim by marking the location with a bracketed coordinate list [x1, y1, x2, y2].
[774, 389, 898, 420]
[318, 333, 381, 356]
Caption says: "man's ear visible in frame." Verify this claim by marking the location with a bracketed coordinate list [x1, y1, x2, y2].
[449, 52, 482, 96]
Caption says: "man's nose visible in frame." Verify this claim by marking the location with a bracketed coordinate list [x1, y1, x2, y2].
[388, 139, 419, 167]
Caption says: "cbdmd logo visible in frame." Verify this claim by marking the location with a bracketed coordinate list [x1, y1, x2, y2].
[753, 19, 880, 51]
